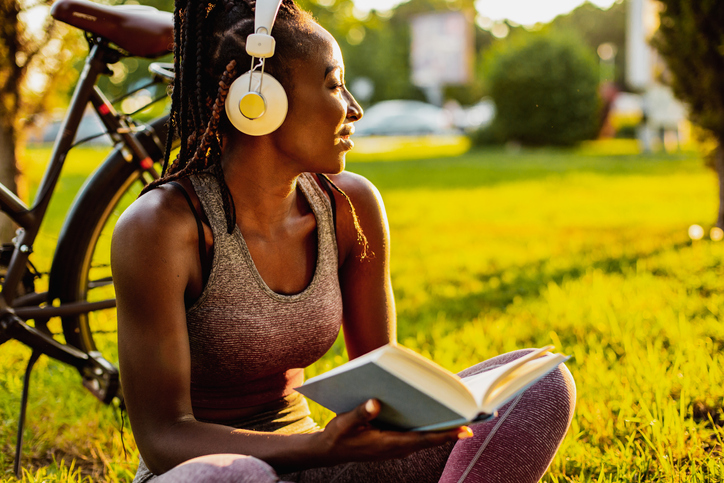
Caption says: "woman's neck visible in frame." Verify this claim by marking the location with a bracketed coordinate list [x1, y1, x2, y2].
[220, 138, 307, 237]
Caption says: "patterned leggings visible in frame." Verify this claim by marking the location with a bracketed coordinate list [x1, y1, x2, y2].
[137, 350, 576, 483]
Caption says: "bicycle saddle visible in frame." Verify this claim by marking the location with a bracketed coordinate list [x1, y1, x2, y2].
[50, 0, 173, 58]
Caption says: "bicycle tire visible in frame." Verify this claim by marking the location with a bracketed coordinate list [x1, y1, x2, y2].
[48, 115, 171, 359]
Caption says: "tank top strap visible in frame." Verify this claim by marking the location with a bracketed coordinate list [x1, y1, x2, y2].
[188, 172, 230, 238]
[297, 173, 335, 242]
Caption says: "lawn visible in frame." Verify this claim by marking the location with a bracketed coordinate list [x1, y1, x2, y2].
[1, 145, 723, 482]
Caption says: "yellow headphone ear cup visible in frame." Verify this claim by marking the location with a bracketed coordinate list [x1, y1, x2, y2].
[239, 92, 267, 120]
[225, 71, 288, 136]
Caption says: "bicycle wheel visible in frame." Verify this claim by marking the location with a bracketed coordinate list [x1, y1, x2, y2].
[48, 116, 171, 365]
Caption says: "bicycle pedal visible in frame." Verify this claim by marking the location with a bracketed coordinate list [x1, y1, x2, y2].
[81, 351, 120, 404]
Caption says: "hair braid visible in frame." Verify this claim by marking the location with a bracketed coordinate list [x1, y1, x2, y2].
[177, 6, 189, 166]
[318, 174, 372, 260]
[192, 60, 236, 170]
[160, 2, 185, 176]
[194, 0, 208, 134]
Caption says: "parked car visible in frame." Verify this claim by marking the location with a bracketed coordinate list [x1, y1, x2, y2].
[354, 100, 455, 136]
[456, 98, 495, 132]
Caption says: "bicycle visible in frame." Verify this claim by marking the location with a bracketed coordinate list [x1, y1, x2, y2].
[0, 0, 176, 476]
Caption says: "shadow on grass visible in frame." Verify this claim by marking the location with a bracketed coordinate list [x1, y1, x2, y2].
[348, 148, 698, 192]
[399, 239, 692, 331]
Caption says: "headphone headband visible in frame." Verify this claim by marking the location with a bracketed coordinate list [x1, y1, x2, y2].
[254, 0, 283, 38]
[246, 0, 283, 58]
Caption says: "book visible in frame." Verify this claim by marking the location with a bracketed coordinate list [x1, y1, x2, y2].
[297, 344, 569, 431]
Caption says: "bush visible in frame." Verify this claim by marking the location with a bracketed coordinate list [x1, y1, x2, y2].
[485, 32, 600, 146]
[470, 122, 505, 147]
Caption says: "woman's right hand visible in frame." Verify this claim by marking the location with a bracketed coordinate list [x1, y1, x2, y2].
[311, 399, 472, 466]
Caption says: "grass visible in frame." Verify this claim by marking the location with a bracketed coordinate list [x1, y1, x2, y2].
[1, 144, 723, 482]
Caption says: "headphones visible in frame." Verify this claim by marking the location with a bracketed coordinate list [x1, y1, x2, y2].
[225, 0, 288, 136]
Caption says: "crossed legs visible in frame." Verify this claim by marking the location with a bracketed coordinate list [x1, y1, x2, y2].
[140, 350, 576, 483]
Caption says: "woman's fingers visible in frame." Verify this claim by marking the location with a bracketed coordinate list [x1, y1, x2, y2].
[389, 426, 469, 453]
[320, 400, 474, 463]
[332, 399, 380, 433]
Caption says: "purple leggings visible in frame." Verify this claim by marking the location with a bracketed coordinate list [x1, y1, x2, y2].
[147, 350, 576, 483]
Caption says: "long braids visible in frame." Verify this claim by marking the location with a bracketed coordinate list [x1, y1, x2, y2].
[143, 0, 244, 232]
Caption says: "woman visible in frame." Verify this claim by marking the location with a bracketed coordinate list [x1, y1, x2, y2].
[111, 0, 576, 481]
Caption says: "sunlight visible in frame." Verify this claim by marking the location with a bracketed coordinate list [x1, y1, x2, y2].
[353, 0, 619, 23]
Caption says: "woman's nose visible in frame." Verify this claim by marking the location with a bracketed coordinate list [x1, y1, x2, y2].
[346, 91, 363, 122]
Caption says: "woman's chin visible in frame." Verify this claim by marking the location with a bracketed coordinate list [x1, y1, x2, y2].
[319, 155, 346, 175]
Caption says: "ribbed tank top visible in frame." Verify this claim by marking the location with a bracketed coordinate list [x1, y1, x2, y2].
[186, 172, 343, 411]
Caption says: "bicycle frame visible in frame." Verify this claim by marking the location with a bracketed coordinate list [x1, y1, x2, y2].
[0, 36, 163, 391]
[3, 40, 158, 305]
[0, 2, 175, 472]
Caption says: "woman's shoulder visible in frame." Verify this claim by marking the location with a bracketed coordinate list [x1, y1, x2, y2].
[325, 171, 384, 208]
[112, 181, 202, 260]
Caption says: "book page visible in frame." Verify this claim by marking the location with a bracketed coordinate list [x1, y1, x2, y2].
[462, 346, 554, 406]
[378, 346, 479, 421]
[479, 353, 569, 414]
[304, 344, 389, 385]
[298, 362, 469, 430]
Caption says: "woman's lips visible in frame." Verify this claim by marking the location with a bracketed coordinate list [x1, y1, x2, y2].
[339, 135, 354, 150]
[338, 126, 355, 150]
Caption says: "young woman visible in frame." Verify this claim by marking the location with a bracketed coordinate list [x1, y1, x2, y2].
[111, 0, 576, 481]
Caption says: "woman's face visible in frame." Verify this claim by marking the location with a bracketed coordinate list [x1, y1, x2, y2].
[271, 24, 363, 174]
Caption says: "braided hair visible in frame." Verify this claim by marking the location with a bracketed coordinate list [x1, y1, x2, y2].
[144, 0, 369, 258]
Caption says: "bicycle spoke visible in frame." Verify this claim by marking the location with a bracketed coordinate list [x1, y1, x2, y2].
[88, 276, 113, 289]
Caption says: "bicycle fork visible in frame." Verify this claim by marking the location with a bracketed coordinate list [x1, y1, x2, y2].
[0, 306, 119, 477]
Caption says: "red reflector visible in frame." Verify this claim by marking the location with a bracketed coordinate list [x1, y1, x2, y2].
[140, 158, 153, 170]
[98, 104, 111, 115]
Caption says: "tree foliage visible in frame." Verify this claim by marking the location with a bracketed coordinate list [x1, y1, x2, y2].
[652, 0, 724, 140]
[548, 0, 627, 86]
[652, 0, 724, 227]
[0, 0, 84, 238]
[299, 0, 486, 106]
[484, 32, 600, 146]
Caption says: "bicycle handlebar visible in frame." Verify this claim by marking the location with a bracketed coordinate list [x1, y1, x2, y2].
[149, 62, 175, 82]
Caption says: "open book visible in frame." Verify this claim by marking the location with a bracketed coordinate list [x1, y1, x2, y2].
[297, 344, 569, 431]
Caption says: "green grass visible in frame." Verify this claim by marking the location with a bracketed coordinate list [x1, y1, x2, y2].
[1, 145, 723, 481]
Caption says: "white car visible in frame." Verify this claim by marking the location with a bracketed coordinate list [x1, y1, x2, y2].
[354, 100, 455, 136]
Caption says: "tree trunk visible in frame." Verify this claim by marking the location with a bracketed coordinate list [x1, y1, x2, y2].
[0, 123, 18, 243]
[0, 0, 21, 244]
[716, 142, 724, 229]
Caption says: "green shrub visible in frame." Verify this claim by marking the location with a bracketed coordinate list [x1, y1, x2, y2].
[485, 32, 600, 146]
[470, 122, 505, 147]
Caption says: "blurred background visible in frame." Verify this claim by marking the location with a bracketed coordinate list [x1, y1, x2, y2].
[12, 0, 696, 151]
[10, 0, 720, 218]
[1, 0, 723, 481]
[8, 0, 698, 148]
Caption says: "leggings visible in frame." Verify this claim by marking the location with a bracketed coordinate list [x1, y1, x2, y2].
[136, 350, 576, 483]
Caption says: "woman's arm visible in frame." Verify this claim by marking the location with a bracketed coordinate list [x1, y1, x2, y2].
[329, 172, 396, 359]
[112, 186, 462, 476]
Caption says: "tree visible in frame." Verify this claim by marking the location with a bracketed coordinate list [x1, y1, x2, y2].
[298, 0, 488, 106]
[548, 0, 627, 86]
[0, 0, 83, 240]
[652, 0, 724, 228]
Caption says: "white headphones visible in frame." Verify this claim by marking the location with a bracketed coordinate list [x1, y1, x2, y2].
[225, 0, 288, 136]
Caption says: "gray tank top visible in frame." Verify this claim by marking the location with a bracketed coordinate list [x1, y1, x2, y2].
[186, 172, 343, 411]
